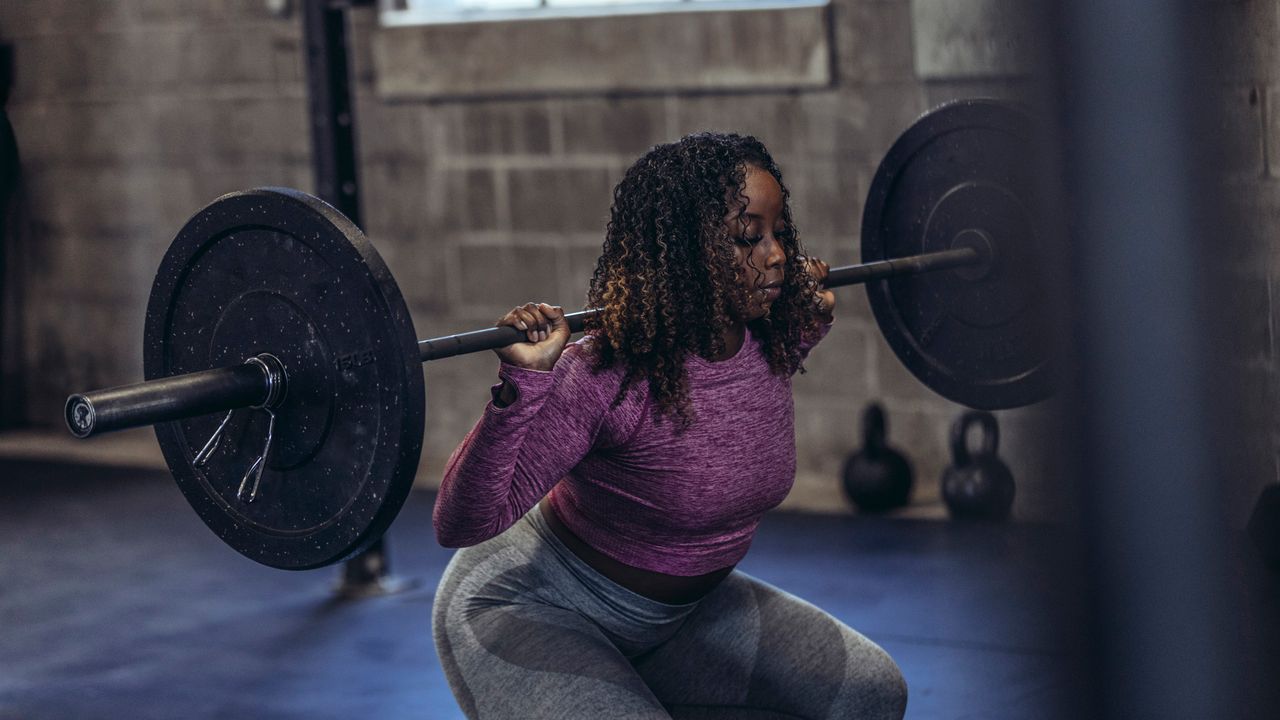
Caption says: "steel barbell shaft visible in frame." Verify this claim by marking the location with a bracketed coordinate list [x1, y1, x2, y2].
[65, 246, 981, 437]
[417, 246, 982, 361]
[824, 246, 979, 287]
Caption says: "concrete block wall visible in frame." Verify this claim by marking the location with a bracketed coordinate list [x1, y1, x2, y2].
[0, 0, 1081, 518]
[1203, 0, 1280, 524]
[0, 1, 310, 425]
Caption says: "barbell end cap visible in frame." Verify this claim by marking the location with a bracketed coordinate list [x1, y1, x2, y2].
[65, 395, 96, 439]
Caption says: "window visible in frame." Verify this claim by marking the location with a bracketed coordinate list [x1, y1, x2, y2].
[381, 0, 823, 26]
[372, 0, 831, 98]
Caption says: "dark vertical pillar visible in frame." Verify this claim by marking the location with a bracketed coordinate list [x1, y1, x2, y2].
[301, 0, 363, 224]
[300, 0, 412, 597]
[1050, 2, 1247, 717]
[0, 42, 22, 429]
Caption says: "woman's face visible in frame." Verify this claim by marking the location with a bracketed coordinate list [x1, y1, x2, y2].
[727, 165, 788, 322]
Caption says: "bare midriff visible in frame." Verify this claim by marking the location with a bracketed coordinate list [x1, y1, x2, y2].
[538, 497, 734, 605]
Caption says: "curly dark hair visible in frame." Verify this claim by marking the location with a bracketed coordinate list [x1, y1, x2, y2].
[583, 131, 826, 428]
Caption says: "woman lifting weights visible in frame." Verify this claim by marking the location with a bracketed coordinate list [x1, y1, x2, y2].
[431, 132, 907, 720]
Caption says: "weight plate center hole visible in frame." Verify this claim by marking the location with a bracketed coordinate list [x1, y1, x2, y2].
[951, 229, 996, 282]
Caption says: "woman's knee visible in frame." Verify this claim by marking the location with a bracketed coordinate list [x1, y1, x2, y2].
[841, 635, 907, 720]
[734, 576, 906, 719]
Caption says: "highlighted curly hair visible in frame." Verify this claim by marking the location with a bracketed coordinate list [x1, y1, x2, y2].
[584, 132, 826, 428]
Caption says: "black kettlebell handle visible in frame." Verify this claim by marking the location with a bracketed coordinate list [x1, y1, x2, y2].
[949, 410, 999, 467]
[862, 403, 887, 449]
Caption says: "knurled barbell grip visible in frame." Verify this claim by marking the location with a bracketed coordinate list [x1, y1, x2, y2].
[65, 360, 276, 439]
[418, 309, 601, 362]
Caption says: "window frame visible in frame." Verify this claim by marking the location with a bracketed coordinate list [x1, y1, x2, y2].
[371, 0, 834, 100]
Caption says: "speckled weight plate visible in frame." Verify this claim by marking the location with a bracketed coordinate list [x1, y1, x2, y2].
[144, 188, 424, 570]
[861, 99, 1053, 410]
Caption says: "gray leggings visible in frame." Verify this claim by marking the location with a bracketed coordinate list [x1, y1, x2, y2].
[432, 506, 907, 719]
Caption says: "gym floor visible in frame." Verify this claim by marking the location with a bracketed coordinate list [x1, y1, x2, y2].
[2, 458, 1277, 720]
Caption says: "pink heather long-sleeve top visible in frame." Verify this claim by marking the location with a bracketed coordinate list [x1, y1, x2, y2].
[433, 321, 832, 577]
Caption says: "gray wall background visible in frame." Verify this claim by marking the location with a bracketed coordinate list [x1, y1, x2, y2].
[0, 0, 1269, 521]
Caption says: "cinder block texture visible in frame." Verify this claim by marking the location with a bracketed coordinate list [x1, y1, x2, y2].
[1206, 0, 1280, 82]
[1218, 181, 1277, 271]
[420, 351, 502, 478]
[559, 98, 669, 156]
[1215, 84, 1266, 179]
[434, 167, 502, 233]
[2, 4, 310, 430]
[1226, 274, 1274, 366]
[832, 84, 929, 162]
[672, 94, 821, 159]
[127, 0, 243, 24]
[0, 3, 132, 39]
[353, 98, 431, 162]
[359, 160, 431, 237]
[507, 167, 613, 233]
[1266, 85, 1280, 179]
[836, 0, 917, 84]
[559, 243, 606, 308]
[8, 36, 93, 102]
[910, 0, 1034, 79]
[453, 242, 562, 317]
[784, 157, 867, 243]
[178, 30, 284, 86]
[437, 102, 554, 158]
[793, 320, 879, 403]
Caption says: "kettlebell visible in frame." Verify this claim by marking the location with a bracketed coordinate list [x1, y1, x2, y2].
[941, 410, 1015, 521]
[841, 404, 913, 513]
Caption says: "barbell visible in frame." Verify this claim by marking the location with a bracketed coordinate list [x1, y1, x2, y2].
[61, 98, 1052, 569]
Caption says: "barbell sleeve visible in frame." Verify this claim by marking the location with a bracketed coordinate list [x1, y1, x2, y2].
[65, 357, 281, 439]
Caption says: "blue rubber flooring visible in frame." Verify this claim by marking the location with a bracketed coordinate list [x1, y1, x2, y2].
[0, 460, 1262, 719]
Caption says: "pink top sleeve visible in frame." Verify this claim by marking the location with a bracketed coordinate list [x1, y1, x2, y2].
[432, 342, 618, 547]
[797, 318, 832, 362]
